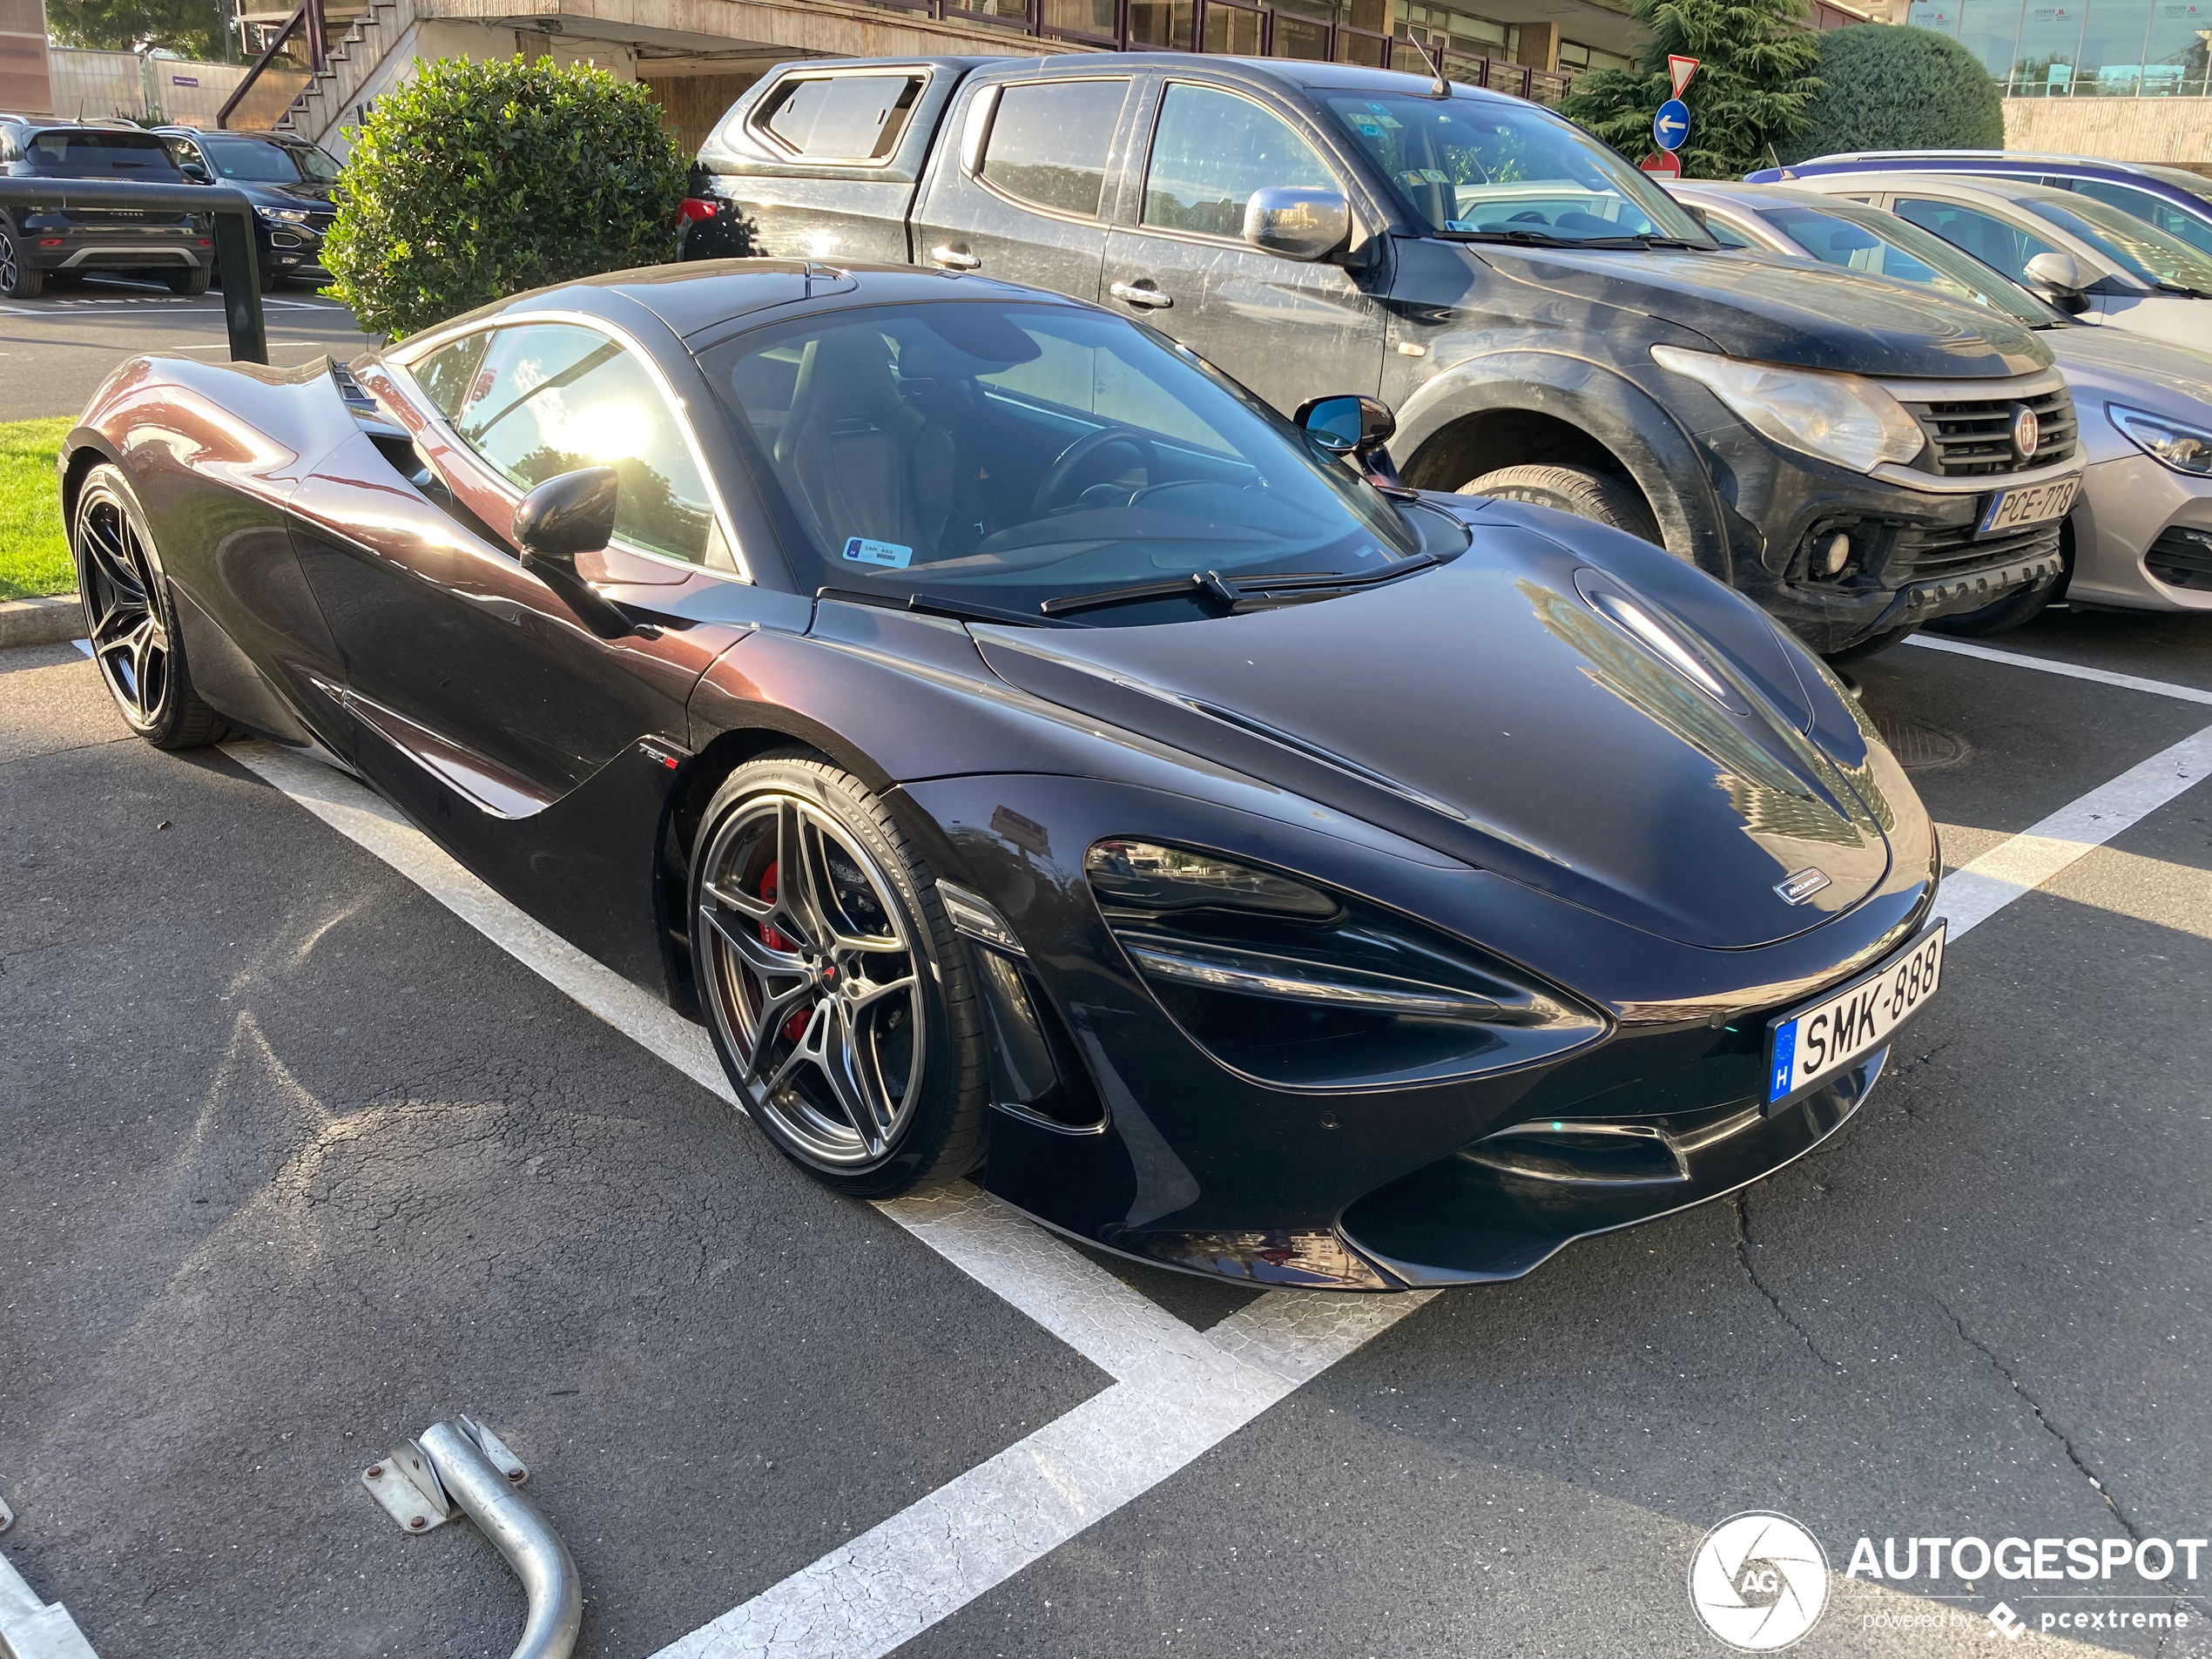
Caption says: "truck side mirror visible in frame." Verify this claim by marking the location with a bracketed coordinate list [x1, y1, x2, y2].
[512, 467, 634, 638]
[1244, 187, 1351, 263]
[1294, 394, 1403, 487]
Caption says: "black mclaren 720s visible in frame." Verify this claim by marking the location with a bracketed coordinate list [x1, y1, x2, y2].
[60, 261, 1946, 1291]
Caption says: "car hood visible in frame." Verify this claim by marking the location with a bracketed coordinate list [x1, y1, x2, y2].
[2050, 325, 2212, 453]
[240, 179, 333, 208]
[972, 528, 1902, 951]
[1461, 241, 2052, 380]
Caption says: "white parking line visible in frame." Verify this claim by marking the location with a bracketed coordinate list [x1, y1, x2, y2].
[1907, 634, 2212, 706]
[206, 629, 2212, 1657]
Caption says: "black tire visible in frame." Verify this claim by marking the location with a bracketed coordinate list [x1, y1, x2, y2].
[1824, 624, 1919, 664]
[690, 751, 988, 1197]
[163, 262, 212, 296]
[70, 463, 239, 750]
[0, 223, 44, 299]
[1460, 463, 1661, 543]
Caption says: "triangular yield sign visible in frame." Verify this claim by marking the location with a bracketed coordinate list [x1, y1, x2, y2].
[1669, 54, 1699, 97]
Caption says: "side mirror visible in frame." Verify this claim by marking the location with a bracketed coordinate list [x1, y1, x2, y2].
[2025, 250, 2087, 293]
[512, 467, 633, 638]
[1244, 186, 1352, 263]
[1293, 394, 1403, 487]
[179, 161, 210, 183]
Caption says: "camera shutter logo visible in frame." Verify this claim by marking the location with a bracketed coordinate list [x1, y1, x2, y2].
[1688, 1512, 1831, 1650]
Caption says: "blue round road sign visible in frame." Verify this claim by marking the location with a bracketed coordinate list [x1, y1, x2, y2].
[1654, 98, 1689, 152]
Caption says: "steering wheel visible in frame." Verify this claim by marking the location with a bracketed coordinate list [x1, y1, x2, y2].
[1032, 427, 1161, 516]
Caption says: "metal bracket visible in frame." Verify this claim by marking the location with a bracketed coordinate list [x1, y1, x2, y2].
[0, 1546, 102, 1659]
[358, 1418, 577, 1659]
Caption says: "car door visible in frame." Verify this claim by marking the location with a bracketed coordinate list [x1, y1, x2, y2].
[1100, 78, 1386, 415]
[289, 315, 758, 983]
[909, 71, 1139, 300]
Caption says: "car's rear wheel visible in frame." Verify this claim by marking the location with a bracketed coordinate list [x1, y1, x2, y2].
[162, 263, 212, 296]
[691, 753, 988, 1197]
[0, 224, 44, 299]
[1460, 463, 1661, 543]
[71, 464, 237, 749]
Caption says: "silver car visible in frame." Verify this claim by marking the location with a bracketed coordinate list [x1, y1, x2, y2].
[1675, 180, 2212, 631]
[1777, 171, 2212, 359]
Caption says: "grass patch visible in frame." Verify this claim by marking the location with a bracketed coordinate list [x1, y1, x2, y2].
[1, 418, 78, 601]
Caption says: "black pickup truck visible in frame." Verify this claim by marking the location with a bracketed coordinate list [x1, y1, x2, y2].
[679, 55, 2084, 657]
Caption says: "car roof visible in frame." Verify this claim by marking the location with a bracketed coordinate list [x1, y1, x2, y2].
[497, 260, 1092, 346]
[1786, 171, 2081, 206]
[1017, 52, 1533, 105]
[4, 121, 170, 140]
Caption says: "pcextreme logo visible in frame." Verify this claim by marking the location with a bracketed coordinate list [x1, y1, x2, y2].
[1689, 1512, 1831, 1650]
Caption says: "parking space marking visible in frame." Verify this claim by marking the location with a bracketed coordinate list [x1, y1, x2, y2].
[1909, 634, 2212, 707]
[203, 647, 2212, 1658]
[1939, 724, 2212, 938]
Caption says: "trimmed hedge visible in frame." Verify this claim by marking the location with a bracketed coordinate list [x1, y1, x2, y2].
[324, 55, 687, 340]
[1781, 24, 2006, 163]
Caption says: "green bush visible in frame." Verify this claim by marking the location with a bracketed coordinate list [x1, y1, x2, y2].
[1781, 24, 2005, 162]
[324, 54, 687, 340]
[1555, 0, 1822, 180]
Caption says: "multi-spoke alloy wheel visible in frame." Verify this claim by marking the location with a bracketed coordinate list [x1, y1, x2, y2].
[691, 757, 986, 1192]
[71, 465, 233, 749]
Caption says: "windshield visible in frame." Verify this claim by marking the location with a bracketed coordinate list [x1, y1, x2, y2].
[199, 136, 340, 183]
[1325, 94, 1714, 246]
[698, 301, 1425, 620]
[1753, 199, 2061, 325]
[2017, 192, 2212, 292]
[24, 132, 178, 177]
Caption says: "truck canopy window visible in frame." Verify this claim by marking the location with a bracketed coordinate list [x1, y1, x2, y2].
[1143, 84, 1333, 239]
[981, 80, 1130, 219]
[758, 73, 924, 162]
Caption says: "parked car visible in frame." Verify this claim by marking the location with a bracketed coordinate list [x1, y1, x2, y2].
[0, 119, 212, 298]
[1676, 180, 2212, 632]
[1750, 151, 2212, 260]
[58, 261, 1944, 1289]
[677, 56, 2081, 659]
[1781, 172, 2212, 356]
[153, 125, 340, 288]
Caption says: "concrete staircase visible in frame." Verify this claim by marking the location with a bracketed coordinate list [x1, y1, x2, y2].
[275, 0, 416, 154]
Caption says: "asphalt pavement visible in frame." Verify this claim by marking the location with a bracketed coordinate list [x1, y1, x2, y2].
[3, 609, 2210, 1659]
[2, 274, 376, 419]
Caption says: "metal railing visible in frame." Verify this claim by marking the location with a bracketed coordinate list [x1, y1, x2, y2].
[219, 0, 375, 130]
[0, 177, 266, 361]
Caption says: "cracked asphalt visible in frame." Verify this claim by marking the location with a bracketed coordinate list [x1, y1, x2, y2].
[3, 607, 2210, 1659]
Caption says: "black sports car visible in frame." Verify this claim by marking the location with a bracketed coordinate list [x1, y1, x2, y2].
[61, 262, 1944, 1290]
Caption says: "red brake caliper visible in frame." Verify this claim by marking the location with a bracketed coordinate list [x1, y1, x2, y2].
[757, 860, 815, 1041]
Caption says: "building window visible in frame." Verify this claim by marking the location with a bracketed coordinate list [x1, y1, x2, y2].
[1557, 37, 1635, 72]
[1396, 1, 1520, 59]
[1904, 0, 2212, 96]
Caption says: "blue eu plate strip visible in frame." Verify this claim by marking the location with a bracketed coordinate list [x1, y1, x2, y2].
[1769, 1019, 1798, 1103]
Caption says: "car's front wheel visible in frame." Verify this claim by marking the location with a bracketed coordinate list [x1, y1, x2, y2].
[71, 464, 237, 749]
[1460, 463, 1661, 543]
[690, 753, 988, 1197]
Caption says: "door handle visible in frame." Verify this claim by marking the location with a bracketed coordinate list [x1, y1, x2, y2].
[1109, 280, 1172, 309]
[930, 245, 981, 270]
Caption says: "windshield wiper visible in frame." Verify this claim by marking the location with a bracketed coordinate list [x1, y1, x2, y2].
[815, 587, 1085, 630]
[1441, 228, 1709, 252]
[1041, 555, 1440, 619]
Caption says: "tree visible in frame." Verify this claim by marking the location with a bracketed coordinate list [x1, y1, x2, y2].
[323, 55, 687, 341]
[46, 0, 231, 60]
[1781, 24, 2005, 160]
[1554, 0, 1822, 180]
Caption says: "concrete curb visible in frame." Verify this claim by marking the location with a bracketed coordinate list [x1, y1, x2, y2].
[0, 595, 85, 651]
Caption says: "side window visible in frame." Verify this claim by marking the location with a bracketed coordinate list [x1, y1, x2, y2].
[443, 323, 727, 570]
[412, 331, 490, 419]
[1700, 212, 1757, 249]
[980, 79, 1130, 219]
[2072, 179, 2212, 256]
[1892, 198, 2059, 284]
[755, 73, 924, 163]
[1142, 83, 1334, 239]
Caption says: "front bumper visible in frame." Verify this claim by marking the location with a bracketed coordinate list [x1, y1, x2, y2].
[898, 770, 1938, 1291]
[2067, 448, 2212, 612]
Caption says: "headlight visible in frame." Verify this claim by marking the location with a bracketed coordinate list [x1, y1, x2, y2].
[2110, 405, 2212, 474]
[1085, 839, 1606, 1089]
[256, 206, 310, 222]
[1651, 345, 1925, 474]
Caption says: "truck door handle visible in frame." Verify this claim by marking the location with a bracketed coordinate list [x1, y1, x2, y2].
[930, 245, 981, 270]
[1110, 280, 1173, 309]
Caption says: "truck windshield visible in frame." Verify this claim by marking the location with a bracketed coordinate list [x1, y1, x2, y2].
[698, 301, 1426, 620]
[1325, 94, 1713, 246]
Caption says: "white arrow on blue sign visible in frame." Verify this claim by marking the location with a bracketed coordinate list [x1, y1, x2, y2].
[1654, 98, 1689, 152]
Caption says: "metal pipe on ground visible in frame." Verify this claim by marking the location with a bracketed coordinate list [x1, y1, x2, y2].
[0, 178, 266, 363]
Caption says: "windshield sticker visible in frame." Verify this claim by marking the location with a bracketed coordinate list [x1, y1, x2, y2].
[1364, 102, 1403, 126]
[1349, 115, 1384, 136]
[1445, 219, 1480, 232]
[842, 536, 914, 569]
[1420, 168, 1450, 184]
